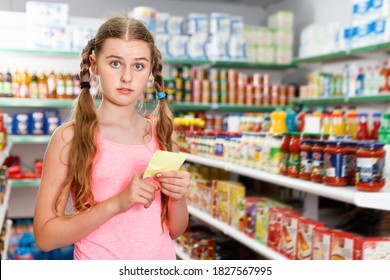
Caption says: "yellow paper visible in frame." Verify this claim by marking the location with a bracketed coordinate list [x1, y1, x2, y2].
[143, 150, 187, 179]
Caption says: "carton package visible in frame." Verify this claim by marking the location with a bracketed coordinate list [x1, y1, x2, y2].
[295, 218, 324, 260]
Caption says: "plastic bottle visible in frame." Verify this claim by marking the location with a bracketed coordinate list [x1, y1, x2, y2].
[56, 72, 66, 99]
[12, 69, 22, 97]
[342, 63, 350, 96]
[370, 113, 382, 140]
[363, 66, 372, 95]
[269, 107, 287, 134]
[355, 67, 364, 96]
[379, 60, 390, 94]
[29, 72, 39, 99]
[285, 106, 297, 132]
[330, 108, 345, 136]
[38, 73, 48, 99]
[345, 107, 359, 140]
[357, 113, 369, 140]
[321, 112, 332, 134]
[371, 64, 381, 95]
[4, 69, 12, 98]
[47, 70, 57, 99]
[19, 69, 31, 98]
[296, 105, 310, 132]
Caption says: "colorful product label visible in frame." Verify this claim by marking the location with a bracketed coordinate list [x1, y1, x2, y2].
[288, 153, 300, 175]
[300, 150, 312, 173]
[356, 157, 385, 183]
[324, 153, 348, 178]
[311, 151, 324, 176]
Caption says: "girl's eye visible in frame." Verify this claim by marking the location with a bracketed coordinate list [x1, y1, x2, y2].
[110, 61, 121, 68]
[134, 63, 144, 71]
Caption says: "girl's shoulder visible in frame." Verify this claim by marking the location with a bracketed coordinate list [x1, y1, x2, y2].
[50, 121, 75, 146]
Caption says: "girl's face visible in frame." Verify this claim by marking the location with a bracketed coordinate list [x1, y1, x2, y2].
[89, 38, 152, 107]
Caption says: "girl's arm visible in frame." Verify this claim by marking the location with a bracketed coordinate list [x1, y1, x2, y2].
[33, 124, 157, 252]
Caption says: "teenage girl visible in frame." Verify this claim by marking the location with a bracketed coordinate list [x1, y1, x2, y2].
[33, 15, 190, 260]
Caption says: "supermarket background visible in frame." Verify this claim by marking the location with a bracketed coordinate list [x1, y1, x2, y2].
[0, 0, 390, 261]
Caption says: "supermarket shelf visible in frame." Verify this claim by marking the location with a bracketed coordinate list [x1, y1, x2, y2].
[0, 182, 12, 232]
[0, 98, 76, 108]
[291, 94, 390, 105]
[184, 153, 390, 211]
[171, 102, 213, 111]
[1, 219, 13, 260]
[145, 102, 277, 112]
[174, 243, 192, 260]
[188, 206, 287, 260]
[216, 104, 276, 112]
[8, 135, 51, 144]
[163, 58, 211, 65]
[0, 142, 13, 165]
[0, 48, 80, 57]
[293, 42, 390, 64]
[212, 60, 295, 69]
[10, 179, 41, 188]
[0, 97, 102, 108]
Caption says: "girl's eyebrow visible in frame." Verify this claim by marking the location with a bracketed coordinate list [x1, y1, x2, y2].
[105, 55, 149, 62]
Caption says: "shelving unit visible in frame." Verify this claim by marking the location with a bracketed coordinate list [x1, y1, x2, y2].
[0, 142, 13, 165]
[0, 182, 12, 231]
[8, 135, 51, 144]
[291, 94, 390, 105]
[1, 219, 13, 260]
[183, 153, 390, 211]
[188, 206, 287, 260]
[174, 243, 192, 260]
[293, 42, 390, 64]
[10, 179, 40, 188]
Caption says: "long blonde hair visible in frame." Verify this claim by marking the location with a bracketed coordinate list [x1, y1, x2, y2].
[56, 16, 174, 224]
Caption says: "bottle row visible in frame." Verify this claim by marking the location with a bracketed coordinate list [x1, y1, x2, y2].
[300, 59, 390, 98]
[179, 129, 387, 192]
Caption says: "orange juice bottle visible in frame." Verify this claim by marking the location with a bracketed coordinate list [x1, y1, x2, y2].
[269, 107, 287, 133]
[330, 108, 345, 136]
[345, 107, 359, 139]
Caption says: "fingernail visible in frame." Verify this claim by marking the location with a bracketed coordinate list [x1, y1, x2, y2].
[156, 173, 161, 177]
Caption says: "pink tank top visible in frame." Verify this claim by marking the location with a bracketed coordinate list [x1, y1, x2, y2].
[73, 120, 176, 260]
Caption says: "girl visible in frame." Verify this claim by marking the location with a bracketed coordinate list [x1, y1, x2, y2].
[33, 15, 190, 260]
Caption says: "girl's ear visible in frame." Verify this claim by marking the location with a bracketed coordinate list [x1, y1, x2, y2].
[89, 54, 98, 75]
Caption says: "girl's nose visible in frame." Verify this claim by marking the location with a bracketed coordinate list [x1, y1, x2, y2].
[121, 67, 132, 83]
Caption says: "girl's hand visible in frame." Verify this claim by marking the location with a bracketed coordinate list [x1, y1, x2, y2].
[154, 170, 190, 201]
[117, 173, 158, 212]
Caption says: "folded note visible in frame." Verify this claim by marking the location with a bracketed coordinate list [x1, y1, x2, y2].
[143, 150, 187, 179]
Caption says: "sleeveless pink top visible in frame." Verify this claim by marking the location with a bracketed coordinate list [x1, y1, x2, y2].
[73, 120, 176, 260]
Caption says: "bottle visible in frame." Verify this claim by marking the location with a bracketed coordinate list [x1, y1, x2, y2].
[321, 112, 332, 134]
[370, 113, 382, 140]
[65, 73, 74, 99]
[379, 60, 390, 94]
[19, 69, 31, 98]
[330, 108, 345, 136]
[345, 107, 359, 140]
[342, 63, 350, 96]
[73, 73, 81, 98]
[4, 69, 12, 98]
[29, 72, 39, 99]
[285, 106, 297, 132]
[47, 70, 57, 99]
[348, 63, 358, 97]
[0, 111, 7, 151]
[363, 66, 372, 95]
[56, 72, 66, 99]
[296, 105, 310, 132]
[269, 107, 287, 134]
[355, 67, 364, 96]
[371, 64, 381, 95]
[38, 73, 48, 99]
[12, 69, 22, 98]
[357, 113, 369, 140]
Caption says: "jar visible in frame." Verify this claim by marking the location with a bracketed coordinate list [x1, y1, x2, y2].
[323, 141, 349, 186]
[255, 133, 266, 170]
[345, 141, 358, 185]
[311, 140, 325, 183]
[299, 139, 314, 180]
[288, 132, 302, 178]
[355, 142, 386, 192]
[280, 132, 291, 175]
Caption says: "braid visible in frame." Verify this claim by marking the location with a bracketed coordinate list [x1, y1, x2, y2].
[151, 46, 175, 225]
[58, 42, 98, 213]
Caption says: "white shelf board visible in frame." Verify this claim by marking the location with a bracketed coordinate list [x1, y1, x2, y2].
[1, 219, 13, 260]
[188, 206, 287, 260]
[174, 243, 192, 260]
[0, 142, 13, 166]
[184, 153, 390, 211]
[0, 182, 12, 229]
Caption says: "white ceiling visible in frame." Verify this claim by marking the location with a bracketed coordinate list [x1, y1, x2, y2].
[170, 0, 284, 8]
